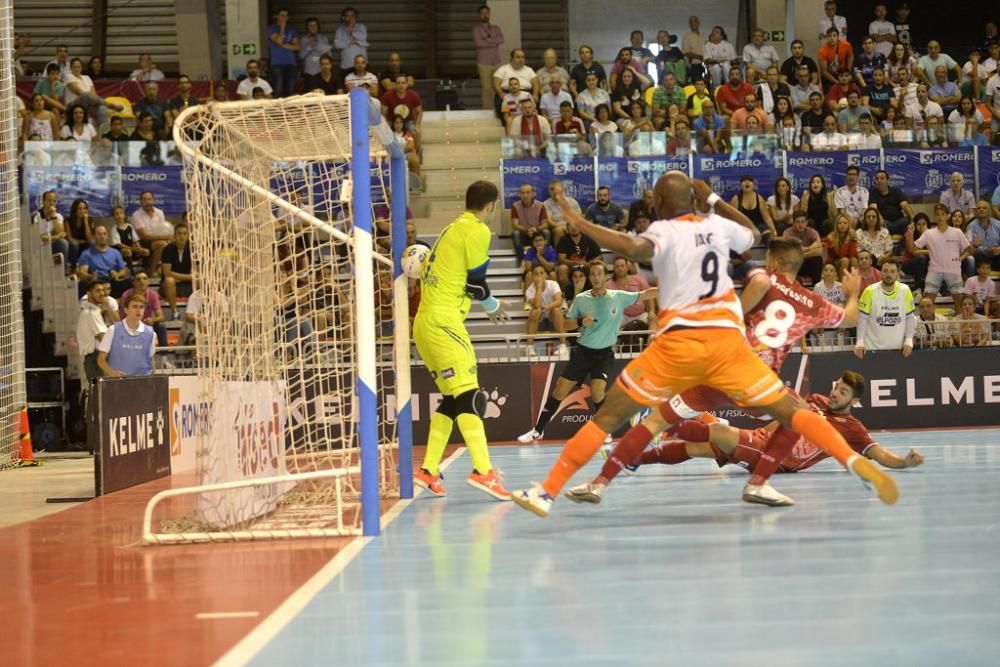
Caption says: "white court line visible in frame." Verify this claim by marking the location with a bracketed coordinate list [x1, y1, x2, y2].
[213, 447, 467, 667]
[197, 612, 260, 620]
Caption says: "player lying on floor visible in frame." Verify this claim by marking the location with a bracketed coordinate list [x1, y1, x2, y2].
[566, 370, 925, 507]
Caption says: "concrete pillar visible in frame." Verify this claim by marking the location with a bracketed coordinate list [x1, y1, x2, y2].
[223, 0, 267, 78]
[490, 0, 522, 53]
[175, 0, 222, 80]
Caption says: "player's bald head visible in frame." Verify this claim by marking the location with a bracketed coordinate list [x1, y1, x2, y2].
[653, 171, 694, 219]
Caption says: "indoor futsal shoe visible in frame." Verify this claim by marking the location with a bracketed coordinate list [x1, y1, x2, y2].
[742, 482, 795, 507]
[564, 480, 606, 504]
[467, 469, 512, 501]
[415, 468, 447, 497]
[511, 484, 555, 517]
[517, 428, 542, 443]
[599, 444, 638, 476]
[847, 455, 899, 505]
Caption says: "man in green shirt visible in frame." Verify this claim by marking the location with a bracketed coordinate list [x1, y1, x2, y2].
[651, 71, 688, 130]
[413, 181, 512, 500]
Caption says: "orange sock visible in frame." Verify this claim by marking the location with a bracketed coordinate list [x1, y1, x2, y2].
[790, 409, 855, 467]
[542, 420, 607, 496]
[697, 412, 719, 425]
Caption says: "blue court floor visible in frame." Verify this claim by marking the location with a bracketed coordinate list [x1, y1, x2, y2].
[250, 429, 1000, 666]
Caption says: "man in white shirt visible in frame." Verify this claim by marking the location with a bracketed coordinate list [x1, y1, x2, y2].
[939, 173, 976, 216]
[538, 77, 573, 122]
[847, 113, 883, 149]
[894, 66, 918, 109]
[868, 4, 896, 58]
[817, 1, 848, 41]
[129, 53, 165, 82]
[131, 190, 173, 272]
[45, 44, 71, 81]
[834, 166, 870, 219]
[811, 114, 847, 151]
[236, 60, 273, 99]
[344, 55, 379, 94]
[854, 260, 915, 356]
[507, 99, 551, 158]
[493, 49, 540, 102]
[536, 48, 571, 96]
[742, 29, 779, 84]
[904, 84, 943, 129]
[77, 280, 110, 381]
[524, 265, 566, 351]
[987, 71, 1000, 136]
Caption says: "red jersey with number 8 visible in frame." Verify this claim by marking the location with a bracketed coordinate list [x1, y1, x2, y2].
[743, 268, 846, 371]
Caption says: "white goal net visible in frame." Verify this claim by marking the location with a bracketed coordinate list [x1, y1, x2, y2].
[143, 92, 411, 543]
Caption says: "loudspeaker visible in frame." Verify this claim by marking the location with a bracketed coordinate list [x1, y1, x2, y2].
[26, 368, 64, 402]
[28, 405, 67, 452]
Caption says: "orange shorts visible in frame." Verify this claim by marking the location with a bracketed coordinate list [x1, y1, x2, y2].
[616, 328, 788, 408]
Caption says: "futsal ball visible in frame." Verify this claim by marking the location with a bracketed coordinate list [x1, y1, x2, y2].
[401, 244, 430, 279]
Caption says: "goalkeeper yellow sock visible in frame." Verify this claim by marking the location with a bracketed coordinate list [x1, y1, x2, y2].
[456, 413, 492, 474]
[422, 412, 453, 476]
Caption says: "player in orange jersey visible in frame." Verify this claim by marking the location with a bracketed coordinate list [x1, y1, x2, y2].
[510, 173, 897, 517]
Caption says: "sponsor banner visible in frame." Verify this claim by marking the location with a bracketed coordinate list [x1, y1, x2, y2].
[94, 376, 171, 495]
[785, 150, 880, 193]
[882, 148, 975, 203]
[167, 376, 211, 474]
[977, 146, 1000, 200]
[24, 166, 120, 217]
[500, 157, 596, 209]
[806, 348, 1000, 429]
[597, 156, 690, 204]
[692, 154, 782, 201]
[121, 167, 186, 216]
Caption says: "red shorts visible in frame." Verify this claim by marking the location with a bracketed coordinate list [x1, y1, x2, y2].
[709, 427, 795, 473]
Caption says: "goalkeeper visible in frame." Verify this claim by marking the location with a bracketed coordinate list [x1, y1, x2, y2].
[413, 181, 512, 501]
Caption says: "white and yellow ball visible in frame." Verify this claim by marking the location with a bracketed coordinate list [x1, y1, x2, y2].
[401, 244, 430, 279]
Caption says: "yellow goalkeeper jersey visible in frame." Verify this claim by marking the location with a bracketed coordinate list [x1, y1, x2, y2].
[418, 211, 492, 320]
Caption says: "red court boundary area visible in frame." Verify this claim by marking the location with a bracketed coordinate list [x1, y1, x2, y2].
[0, 444, 455, 667]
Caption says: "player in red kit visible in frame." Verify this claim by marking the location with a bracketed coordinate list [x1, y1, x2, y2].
[570, 238, 862, 506]
[626, 371, 925, 500]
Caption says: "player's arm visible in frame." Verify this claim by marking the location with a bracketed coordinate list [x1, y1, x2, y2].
[740, 270, 772, 312]
[637, 287, 658, 302]
[866, 444, 924, 469]
[840, 267, 861, 327]
[692, 180, 762, 245]
[466, 260, 508, 322]
[550, 185, 653, 262]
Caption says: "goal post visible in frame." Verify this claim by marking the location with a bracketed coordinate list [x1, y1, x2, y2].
[143, 89, 412, 543]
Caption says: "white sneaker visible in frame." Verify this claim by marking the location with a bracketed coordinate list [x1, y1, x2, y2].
[564, 480, 605, 504]
[742, 482, 795, 507]
[603, 432, 613, 444]
[557, 344, 569, 360]
[511, 483, 555, 517]
[517, 428, 542, 443]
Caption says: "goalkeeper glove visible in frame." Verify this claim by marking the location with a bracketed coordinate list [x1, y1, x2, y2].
[481, 296, 510, 323]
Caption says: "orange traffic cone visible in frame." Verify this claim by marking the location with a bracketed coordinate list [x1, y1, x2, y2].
[15, 406, 41, 467]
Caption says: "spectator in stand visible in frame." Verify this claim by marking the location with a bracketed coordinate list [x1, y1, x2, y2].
[536, 48, 570, 96]
[507, 98, 550, 158]
[834, 166, 870, 221]
[800, 174, 835, 235]
[685, 78, 712, 118]
[967, 199, 1000, 270]
[767, 177, 800, 233]
[667, 119, 693, 156]
[743, 29, 779, 84]
[267, 7, 299, 98]
[731, 176, 777, 238]
[817, 0, 848, 41]
[626, 30, 654, 73]
[814, 262, 847, 305]
[120, 272, 167, 346]
[980, 22, 1000, 55]
[334, 6, 367, 74]
[258, 58, 271, 81]
[33, 190, 75, 270]
[134, 82, 167, 136]
[511, 183, 550, 250]
[940, 172, 976, 216]
[948, 96, 987, 145]
[65, 199, 94, 253]
[97, 292, 156, 377]
[703, 26, 736, 89]
[965, 258, 997, 317]
[77, 280, 111, 380]
[621, 101, 654, 147]
[848, 113, 883, 149]
[627, 189, 654, 231]
[838, 91, 872, 133]
[131, 190, 172, 272]
[87, 55, 104, 79]
[781, 40, 819, 86]
[305, 53, 343, 94]
[584, 187, 626, 231]
[854, 37, 887, 89]
[607, 255, 655, 330]
[783, 211, 824, 284]
[856, 249, 882, 290]
[213, 81, 230, 102]
[556, 221, 602, 281]
[966, 43, 999, 101]
[868, 170, 914, 235]
[929, 65, 962, 117]
[129, 53, 165, 82]
[682, 15, 706, 84]
[894, 63, 918, 109]
[901, 212, 929, 294]
[108, 204, 148, 272]
[524, 265, 566, 352]
[869, 4, 896, 58]
[857, 206, 895, 267]
[756, 65, 790, 117]
[799, 91, 827, 132]
[129, 111, 158, 145]
[64, 57, 123, 129]
[988, 66, 1000, 140]
[693, 100, 727, 153]
[391, 116, 421, 177]
[915, 203, 972, 302]
[553, 101, 592, 156]
[916, 40, 962, 87]
[545, 180, 581, 246]
[538, 77, 573, 123]
[610, 68, 645, 127]
[23, 93, 59, 142]
[300, 16, 331, 79]
[164, 74, 195, 132]
[887, 41, 915, 86]
[500, 77, 532, 126]
[826, 69, 861, 114]
[655, 30, 687, 85]
[714, 66, 753, 119]
[34, 64, 66, 114]
[521, 231, 557, 282]
[893, 3, 915, 49]
[854, 259, 915, 357]
[914, 295, 953, 348]
[61, 105, 96, 142]
[377, 52, 414, 95]
[344, 55, 379, 95]
[952, 293, 991, 347]
[811, 114, 847, 151]
[563, 264, 591, 308]
[76, 225, 129, 298]
[818, 27, 854, 90]
[474, 4, 505, 109]
[863, 67, 896, 122]
[730, 92, 770, 130]
[825, 212, 859, 275]
[237, 60, 273, 100]
[494, 49, 539, 105]
[589, 104, 619, 143]
[45, 45, 71, 81]
[381, 74, 422, 131]
[651, 72, 687, 130]
[569, 45, 607, 98]
[160, 222, 193, 319]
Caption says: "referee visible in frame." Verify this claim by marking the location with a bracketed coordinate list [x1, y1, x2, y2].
[413, 181, 512, 500]
[518, 260, 656, 442]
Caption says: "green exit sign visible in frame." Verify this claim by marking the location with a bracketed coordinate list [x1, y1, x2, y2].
[232, 43, 258, 55]
[765, 30, 786, 42]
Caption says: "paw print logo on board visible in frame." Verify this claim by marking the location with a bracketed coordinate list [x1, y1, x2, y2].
[483, 389, 507, 419]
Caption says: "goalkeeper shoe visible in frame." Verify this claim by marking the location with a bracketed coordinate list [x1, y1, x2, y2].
[600, 444, 638, 476]
[517, 428, 542, 443]
[415, 468, 446, 497]
[467, 469, 511, 501]
[847, 455, 899, 505]
[511, 483, 555, 518]
[564, 481, 606, 504]
[742, 482, 794, 507]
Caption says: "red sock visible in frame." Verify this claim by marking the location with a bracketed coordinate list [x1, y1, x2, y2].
[746, 427, 799, 486]
[669, 419, 710, 443]
[640, 440, 691, 465]
[597, 423, 653, 483]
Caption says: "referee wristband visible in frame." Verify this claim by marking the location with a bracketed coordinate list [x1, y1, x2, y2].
[481, 296, 500, 314]
[706, 193, 721, 208]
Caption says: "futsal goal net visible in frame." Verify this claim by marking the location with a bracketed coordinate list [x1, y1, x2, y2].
[142, 90, 413, 543]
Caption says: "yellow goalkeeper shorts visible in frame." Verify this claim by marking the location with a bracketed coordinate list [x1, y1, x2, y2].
[413, 312, 479, 396]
